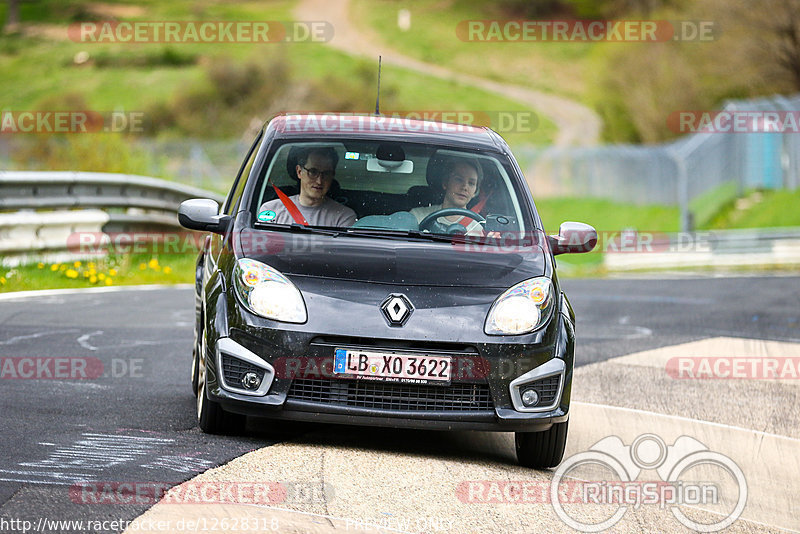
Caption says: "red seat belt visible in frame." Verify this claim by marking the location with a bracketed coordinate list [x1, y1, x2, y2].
[272, 185, 308, 226]
[456, 190, 492, 227]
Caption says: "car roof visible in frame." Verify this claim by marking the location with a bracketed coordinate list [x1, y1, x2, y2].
[266, 114, 508, 152]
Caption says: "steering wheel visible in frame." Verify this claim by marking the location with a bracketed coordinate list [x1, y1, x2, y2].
[418, 208, 486, 235]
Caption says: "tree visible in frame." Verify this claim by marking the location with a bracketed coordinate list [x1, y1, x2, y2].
[5, 0, 19, 32]
[723, 0, 800, 92]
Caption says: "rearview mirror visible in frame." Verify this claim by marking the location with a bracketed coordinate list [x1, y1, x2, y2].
[178, 199, 230, 234]
[548, 221, 597, 255]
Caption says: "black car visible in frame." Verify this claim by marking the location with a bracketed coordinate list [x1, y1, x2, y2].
[178, 114, 597, 468]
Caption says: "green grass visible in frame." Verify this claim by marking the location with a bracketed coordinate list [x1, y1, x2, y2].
[690, 181, 740, 229]
[535, 197, 680, 234]
[705, 189, 800, 230]
[351, 0, 596, 102]
[0, 0, 556, 147]
[0, 254, 195, 293]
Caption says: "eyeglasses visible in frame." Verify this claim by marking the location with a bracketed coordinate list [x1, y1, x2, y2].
[301, 165, 335, 180]
[448, 173, 478, 187]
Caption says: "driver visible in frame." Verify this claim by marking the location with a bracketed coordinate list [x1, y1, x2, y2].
[258, 147, 356, 227]
[410, 157, 484, 236]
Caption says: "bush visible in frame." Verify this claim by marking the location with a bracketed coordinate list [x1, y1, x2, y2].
[90, 47, 198, 69]
[146, 54, 399, 138]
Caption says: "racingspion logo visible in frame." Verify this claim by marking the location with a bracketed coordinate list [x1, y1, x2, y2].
[551, 433, 747, 532]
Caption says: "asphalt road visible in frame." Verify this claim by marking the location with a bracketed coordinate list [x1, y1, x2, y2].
[0, 276, 797, 533]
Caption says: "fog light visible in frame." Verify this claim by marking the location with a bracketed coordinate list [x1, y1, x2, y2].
[242, 372, 261, 390]
[521, 389, 539, 407]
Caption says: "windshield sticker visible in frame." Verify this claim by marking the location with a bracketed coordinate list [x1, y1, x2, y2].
[345, 152, 360, 160]
[258, 210, 277, 222]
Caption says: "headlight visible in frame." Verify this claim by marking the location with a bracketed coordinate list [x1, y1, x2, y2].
[485, 277, 553, 335]
[233, 259, 307, 323]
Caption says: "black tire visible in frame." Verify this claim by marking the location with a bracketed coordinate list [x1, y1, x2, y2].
[191, 344, 199, 396]
[515, 421, 569, 469]
[197, 382, 246, 435]
[196, 327, 246, 435]
[191, 319, 201, 395]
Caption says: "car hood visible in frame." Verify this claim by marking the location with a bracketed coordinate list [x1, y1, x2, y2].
[235, 229, 547, 288]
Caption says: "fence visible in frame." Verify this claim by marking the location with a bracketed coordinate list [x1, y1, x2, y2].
[135, 138, 249, 192]
[524, 93, 800, 231]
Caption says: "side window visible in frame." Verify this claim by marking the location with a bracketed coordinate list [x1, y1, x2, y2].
[223, 131, 262, 215]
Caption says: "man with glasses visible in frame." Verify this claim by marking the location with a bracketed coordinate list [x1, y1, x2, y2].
[258, 147, 356, 227]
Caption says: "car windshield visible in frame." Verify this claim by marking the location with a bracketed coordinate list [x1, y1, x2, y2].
[249, 139, 535, 241]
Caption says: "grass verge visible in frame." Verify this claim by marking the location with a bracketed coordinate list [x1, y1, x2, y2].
[0, 254, 195, 293]
[536, 197, 680, 234]
[704, 189, 800, 230]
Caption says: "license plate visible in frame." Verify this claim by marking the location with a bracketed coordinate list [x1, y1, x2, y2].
[333, 348, 451, 385]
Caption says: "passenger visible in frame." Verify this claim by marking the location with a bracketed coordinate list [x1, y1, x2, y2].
[258, 147, 356, 227]
[410, 158, 484, 236]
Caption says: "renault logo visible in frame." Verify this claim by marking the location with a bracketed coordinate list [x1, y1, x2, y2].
[380, 294, 414, 326]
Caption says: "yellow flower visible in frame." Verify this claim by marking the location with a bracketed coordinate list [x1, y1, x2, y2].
[98, 273, 106, 281]
[139, 263, 147, 270]
[148, 258, 159, 269]
[65, 269, 79, 279]
[105, 278, 113, 286]
[0, 277, 6, 285]
[88, 262, 96, 269]
[109, 269, 117, 276]
[89, 275, 98, 284]
[163, 266, 172, 274]
[83, 271, 90, 278]
[50, 264, 59, 271]
[73, 261, 81, 268]
[59, 265, 66, 271]
[37, 263, 44, 269]
[88, 268, 96, 276]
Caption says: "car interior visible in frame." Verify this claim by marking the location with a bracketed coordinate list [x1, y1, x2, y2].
[254, 141, 525, 234]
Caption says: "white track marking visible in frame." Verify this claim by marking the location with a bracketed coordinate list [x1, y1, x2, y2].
[0, 329, 79, 345]
[0, 284, 192, 301]
[76, 331, 103, 351]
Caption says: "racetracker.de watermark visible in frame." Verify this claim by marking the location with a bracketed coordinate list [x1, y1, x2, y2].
[69, 481, 331, 505]
[668, 110, 800, 133]
[457, 20, 717, 42]
[0, 111, 144, 134]
[276, 110, 540, 133]
[272, 112, 540, 134]
[65, 230, 726, 257]
[0, 357, 144, 379]
[667, 357, 800, 379]
[68, 21, 333, 43]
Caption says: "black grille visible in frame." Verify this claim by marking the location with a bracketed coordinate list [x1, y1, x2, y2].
[221, 354, 265, 387]
[521, 375, 560, 407]
[287, 378, 494, 412]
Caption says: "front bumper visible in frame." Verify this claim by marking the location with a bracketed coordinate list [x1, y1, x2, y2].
[206, 319, 573, 432]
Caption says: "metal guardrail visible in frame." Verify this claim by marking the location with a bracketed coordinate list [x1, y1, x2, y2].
[0, 171, 224, 213]
[602, 227, 800, 270]
[0, 171, 224, 266]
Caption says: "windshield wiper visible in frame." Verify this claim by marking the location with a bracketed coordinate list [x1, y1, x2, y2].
[343, 227, 472, 243]
[254, 222, 343, 237]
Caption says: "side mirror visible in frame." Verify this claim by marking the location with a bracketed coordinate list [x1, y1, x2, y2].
[178, 199, 230, 234]
[548, 221, 597, 255]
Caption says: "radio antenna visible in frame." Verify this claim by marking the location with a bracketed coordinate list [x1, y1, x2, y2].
[374, 56, 382, 116]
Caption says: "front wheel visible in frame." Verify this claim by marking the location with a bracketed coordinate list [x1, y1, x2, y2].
[196, 328, 246, 435]
[515, 421, 569, 469]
